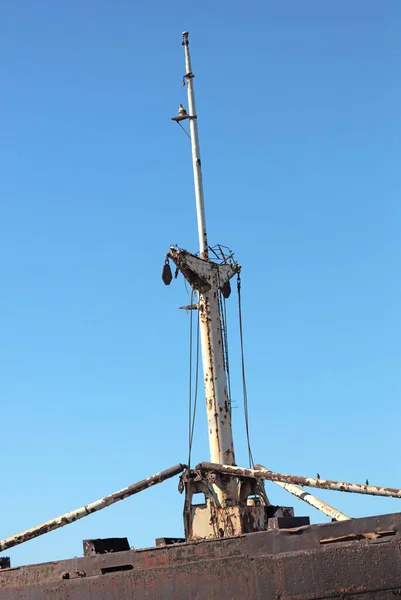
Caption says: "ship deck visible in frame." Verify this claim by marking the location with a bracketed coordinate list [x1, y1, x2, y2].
[1, 511, 400, 599]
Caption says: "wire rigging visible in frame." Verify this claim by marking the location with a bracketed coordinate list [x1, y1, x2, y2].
[188, 290, 200, 467]
[190, 306, 200, 456]
[237, 272, 255, 469]
[177, 120, 192, 140]
[188, 289, 194, 467]
[187, 268, 254, 470]
[219, 291, 233, 413]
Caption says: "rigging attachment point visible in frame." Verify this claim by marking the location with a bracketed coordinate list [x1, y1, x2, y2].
[162, 259, 173, 286]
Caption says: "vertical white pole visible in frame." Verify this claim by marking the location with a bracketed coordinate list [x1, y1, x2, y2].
[182, 32, 208, 260]
[181, 32, 237, 504]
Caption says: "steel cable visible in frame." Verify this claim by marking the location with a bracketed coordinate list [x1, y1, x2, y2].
[237, 273, 255, 468]
[188, 291, 200, 467]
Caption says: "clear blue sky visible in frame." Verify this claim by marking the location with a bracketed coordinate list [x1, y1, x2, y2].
[1, 1, 400, 567]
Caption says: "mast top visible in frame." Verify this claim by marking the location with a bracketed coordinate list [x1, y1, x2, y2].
[179, 30, 208, 258]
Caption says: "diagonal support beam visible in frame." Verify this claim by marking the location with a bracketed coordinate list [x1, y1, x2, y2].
[197, 462, 401, 499]
[255, 464, 349, 521]
[0, 464, 186, 553]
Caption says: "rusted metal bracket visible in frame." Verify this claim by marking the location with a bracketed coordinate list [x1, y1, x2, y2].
[180, 468, 278, 541]
[180, 469, 222, 507]
[171, 114, 190, 122]
[155, 537, 185, 546]
[168, 247, 240, 294]
[319, 530, 396, 544]
[171, 115, 197, 124]
[62, 571, 87, 580]
[0, 464, 186, 553]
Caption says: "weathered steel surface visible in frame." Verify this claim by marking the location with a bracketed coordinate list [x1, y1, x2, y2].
[83, 537, 130, 556]
[274, 479, 350, 521]
[1, 512, 400, 599]
[199, 462, 401, 498]
[167, 247, 240, 506]
[0, 464, 185, 553]
[255, 464, 350, 521]
[167, 31, 241, 509]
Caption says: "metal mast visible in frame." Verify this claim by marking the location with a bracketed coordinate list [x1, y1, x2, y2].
[166, 32, 239, 505]
[181, 30, 236, 473]
[182, 32, 208, 259]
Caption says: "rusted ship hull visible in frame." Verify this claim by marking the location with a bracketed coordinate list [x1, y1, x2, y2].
[1, 512, 400, 599]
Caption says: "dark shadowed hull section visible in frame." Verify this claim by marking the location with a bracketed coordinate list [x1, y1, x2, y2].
[1, 512, 401, 599]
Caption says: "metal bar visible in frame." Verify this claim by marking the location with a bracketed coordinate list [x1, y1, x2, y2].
[179, 32, 237, 504]
[197, 462, 401, 499]
[182, 31, 208, 259]
[254, 464, 350, 521]
[275, 481, 351, 521]
[0, 464, 186, 553]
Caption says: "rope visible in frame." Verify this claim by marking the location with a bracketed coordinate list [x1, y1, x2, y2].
[237, 272, 254, 468]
